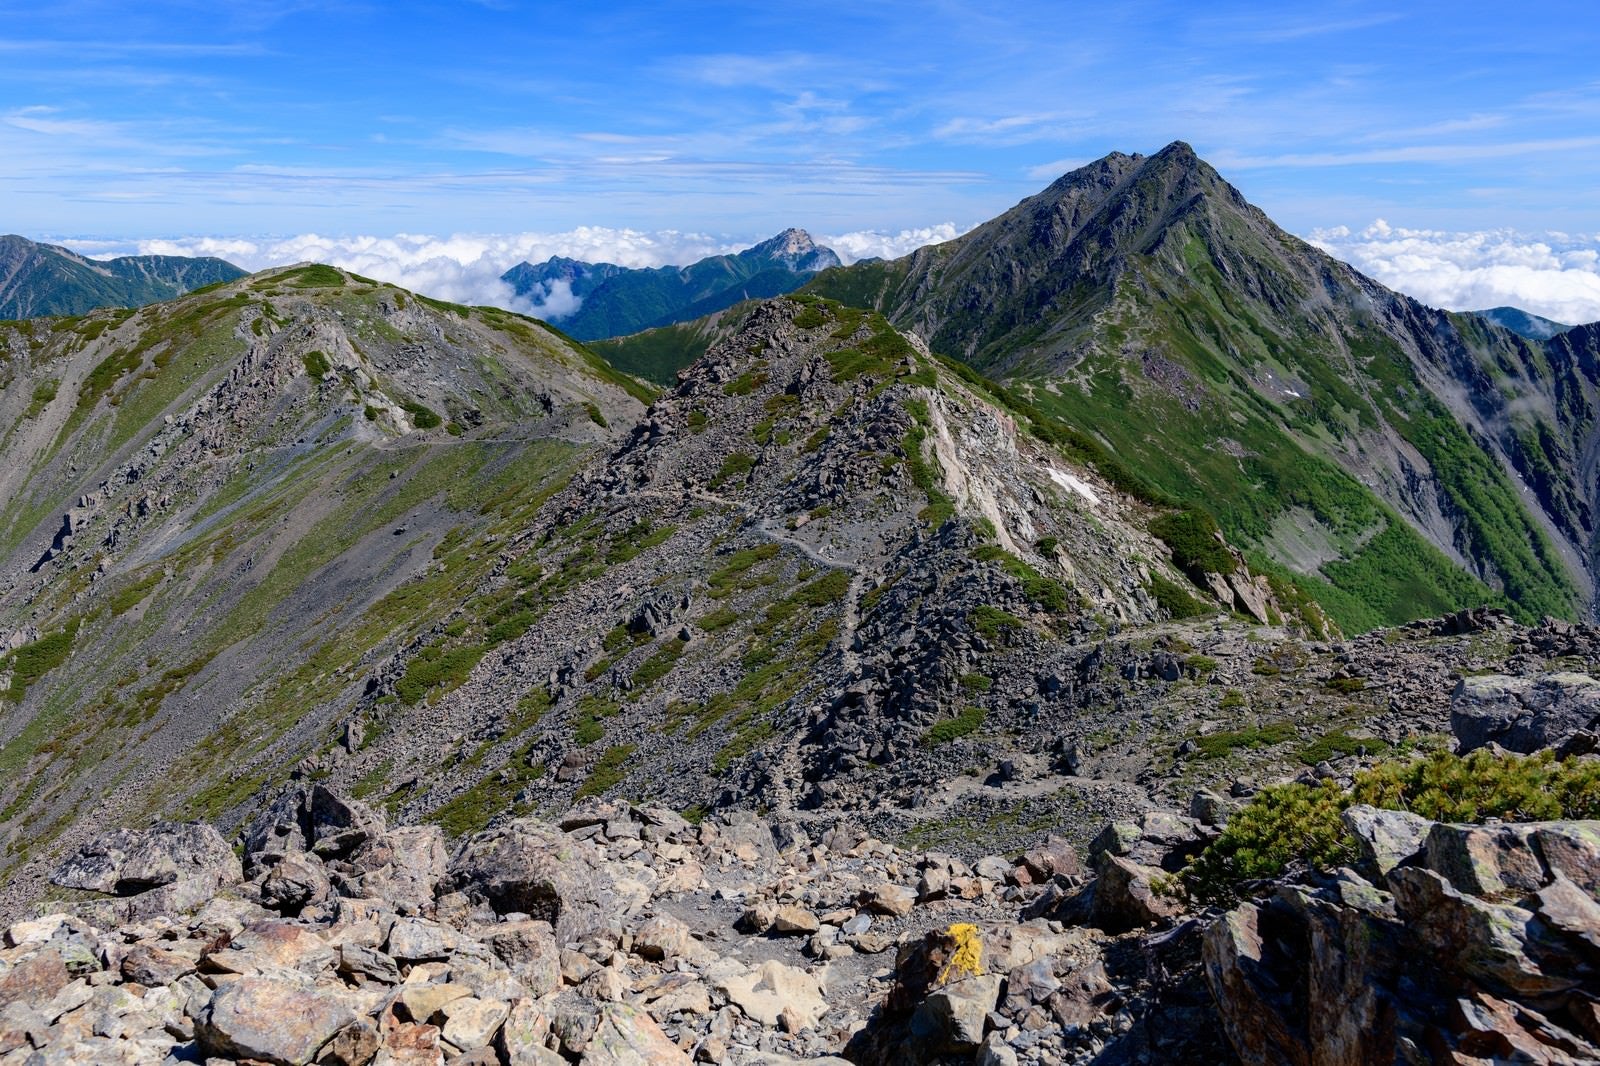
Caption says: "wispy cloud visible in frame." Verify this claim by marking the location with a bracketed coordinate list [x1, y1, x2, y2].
[0, 38, 262, 57]
[933, 111, 1083, 145]
[1243, 12, 1404, 43]
[662, 51, 828, 90]
[1025, 157, 1089, 181]
[1217, 136, 1600, 168]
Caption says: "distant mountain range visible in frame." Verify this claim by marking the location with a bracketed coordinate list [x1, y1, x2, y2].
[0, 235, 246, 320]
[1469, 305, 1572, 340]
[501, 227, 840, 340]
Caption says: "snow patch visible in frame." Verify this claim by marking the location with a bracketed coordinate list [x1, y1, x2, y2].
[1048, 467, 1100, 506]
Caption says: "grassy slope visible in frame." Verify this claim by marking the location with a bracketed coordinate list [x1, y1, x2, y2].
[0, 273, 631, 872]
[802, 208, 1579, 632]
[588, 304, 760, 386]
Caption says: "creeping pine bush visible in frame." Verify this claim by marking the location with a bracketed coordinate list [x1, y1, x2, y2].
[1173, 750, 1600, 906]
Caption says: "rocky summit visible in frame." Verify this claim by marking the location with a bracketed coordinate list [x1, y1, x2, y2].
[2, 144, 1600, 1066]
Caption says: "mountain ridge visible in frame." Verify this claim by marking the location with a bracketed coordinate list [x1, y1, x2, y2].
[0, 265, 651, 911]
[1469, 304, 1573, 340]
[0, 234, 247, 320]
[503, 228, 841, 341]
[795, 142, 1590, 628]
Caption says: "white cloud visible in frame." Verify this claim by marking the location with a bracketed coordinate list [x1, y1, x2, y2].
[818, 224, 970, 261]
[1309, 220, 1600, 326]
[87, 230, 747, 317]
[68, 224, 969, 318]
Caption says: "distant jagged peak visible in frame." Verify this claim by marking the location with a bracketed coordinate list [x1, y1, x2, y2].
[747, 227, 819, 256]
[741, 228, 842, 272]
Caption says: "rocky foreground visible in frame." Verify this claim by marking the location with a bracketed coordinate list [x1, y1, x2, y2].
[3, 717, 1599, 1066]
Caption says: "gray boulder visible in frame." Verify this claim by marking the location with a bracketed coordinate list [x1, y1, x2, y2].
[240, 784, 386, 877]
[343, 824, 448, 912]
[51, 822, 239, 896]
[259, 853, 332, 915]
[1450, 672, 1600, 754]
[447, 819, 628, 944]
[1341, 805, 1429, 876]
[1090, 855, 1183, 932]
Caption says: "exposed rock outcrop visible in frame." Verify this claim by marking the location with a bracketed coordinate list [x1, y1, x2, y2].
[1451, 672, 1600, 755]
[1204, 813, 1600, 1065]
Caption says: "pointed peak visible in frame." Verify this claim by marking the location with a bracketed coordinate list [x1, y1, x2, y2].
[747, 228, 818, 255]
[742, 229, 841, 272]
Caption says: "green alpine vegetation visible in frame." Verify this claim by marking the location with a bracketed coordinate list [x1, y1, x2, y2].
[800, 143, 1589, 631]
[1171, 749, 1600, 905]
[0, 264, 650, 874]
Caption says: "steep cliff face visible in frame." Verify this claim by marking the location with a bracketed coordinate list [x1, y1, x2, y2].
[804, 144, 1588, 628]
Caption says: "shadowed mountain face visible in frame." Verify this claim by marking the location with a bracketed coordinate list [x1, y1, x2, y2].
[0, 235, 246, 319]
[791, 143, 1600, 629]
[502, 228, 841, 341]
[1470, 305, 1573, 341]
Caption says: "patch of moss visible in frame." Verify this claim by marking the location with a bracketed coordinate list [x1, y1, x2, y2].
[1297, 731, 1387, 766]
[629, 638, 686, 697]
[301, 350, 331, 378]
[398, 398, 442, 430]
[970, 605, 1024, 641]
[723, 370, 767, 397]
[1149, 574, 1211, 619]
[575, 743, 637, 799]
[700, 607, 739, 631]
[2, 620, 79, 704]
[1191, 721, 1297, 759]
[924, 705, 985, 746]
[711, 452, 756, 488]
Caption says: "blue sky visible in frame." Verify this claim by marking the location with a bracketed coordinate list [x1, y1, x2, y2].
[4, 1, 1600, 318]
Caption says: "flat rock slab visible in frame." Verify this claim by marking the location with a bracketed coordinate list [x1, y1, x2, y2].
[197, 974, 356, 1065]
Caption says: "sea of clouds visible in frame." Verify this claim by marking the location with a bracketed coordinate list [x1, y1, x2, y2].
[70, 219, 1600, 328]
[67, 224, 968, 321]
[1309, 221, 1600, 326]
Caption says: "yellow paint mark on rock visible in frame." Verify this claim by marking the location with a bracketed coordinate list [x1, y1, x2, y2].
[938, 922, 984, 983]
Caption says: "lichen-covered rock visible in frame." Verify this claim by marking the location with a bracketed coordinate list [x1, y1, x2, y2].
[1451, 672, 1600, 754]
[447, 819, 627, 944]
[582, 1002, 691, 1065]
[1341, 804, 1429, 876]
[196, 975, 357, 1065]
[1089, 854, 1183, 932]
[50, 821, 239, 897]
